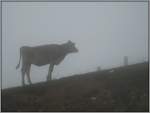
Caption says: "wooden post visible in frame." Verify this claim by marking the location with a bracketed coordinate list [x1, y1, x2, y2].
[124, 56, 128, 66]
[97, 66, 101, 71]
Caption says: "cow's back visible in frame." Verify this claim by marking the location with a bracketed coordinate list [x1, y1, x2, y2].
[32, 44, 63, 59]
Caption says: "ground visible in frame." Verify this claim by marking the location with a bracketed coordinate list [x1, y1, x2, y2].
[1, 62, 149, 112]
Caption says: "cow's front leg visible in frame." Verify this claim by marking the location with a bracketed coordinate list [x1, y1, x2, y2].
[47, 64, 54, 81]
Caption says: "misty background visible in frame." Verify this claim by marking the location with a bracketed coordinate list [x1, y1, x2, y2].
[2, 2, 148, 89]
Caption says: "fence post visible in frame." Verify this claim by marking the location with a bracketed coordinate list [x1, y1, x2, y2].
[124, 56, 128, 66]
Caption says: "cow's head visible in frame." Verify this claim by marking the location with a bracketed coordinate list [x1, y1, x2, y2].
[66, 40, 78, 53]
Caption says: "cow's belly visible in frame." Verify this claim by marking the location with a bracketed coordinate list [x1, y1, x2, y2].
[31, 57, 51, 66]
[28, 51, 66, 66]
[33, 61, 49, 66]
[31, 56, 65, 66]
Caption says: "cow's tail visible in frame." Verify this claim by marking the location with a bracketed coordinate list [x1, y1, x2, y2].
[16, 47, 22, 69]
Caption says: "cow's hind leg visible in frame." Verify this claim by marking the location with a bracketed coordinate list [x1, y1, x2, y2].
[26, 64, 32, 85]
[21, 66, 26, 86]
[47, 64, 54, 81]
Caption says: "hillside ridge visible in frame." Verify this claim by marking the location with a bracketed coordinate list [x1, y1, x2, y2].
[2, 62, 148, 91]
[2, 62, 149, 112]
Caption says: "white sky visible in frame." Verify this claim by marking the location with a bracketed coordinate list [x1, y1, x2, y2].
[2, 2, 148, 88]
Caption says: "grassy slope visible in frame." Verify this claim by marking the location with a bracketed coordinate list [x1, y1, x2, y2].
[1, 62, 149, 112]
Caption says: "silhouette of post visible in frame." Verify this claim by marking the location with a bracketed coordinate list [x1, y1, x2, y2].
[97, 66, 101, 71]
[124, 56, 128, 66]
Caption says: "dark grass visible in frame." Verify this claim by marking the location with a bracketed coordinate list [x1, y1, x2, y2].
[1, 62, 149, 112]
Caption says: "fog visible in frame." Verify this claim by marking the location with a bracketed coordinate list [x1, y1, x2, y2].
[2, 2, 148, 89]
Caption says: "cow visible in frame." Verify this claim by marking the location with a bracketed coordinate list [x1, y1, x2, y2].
[16, 40, 78, 86]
